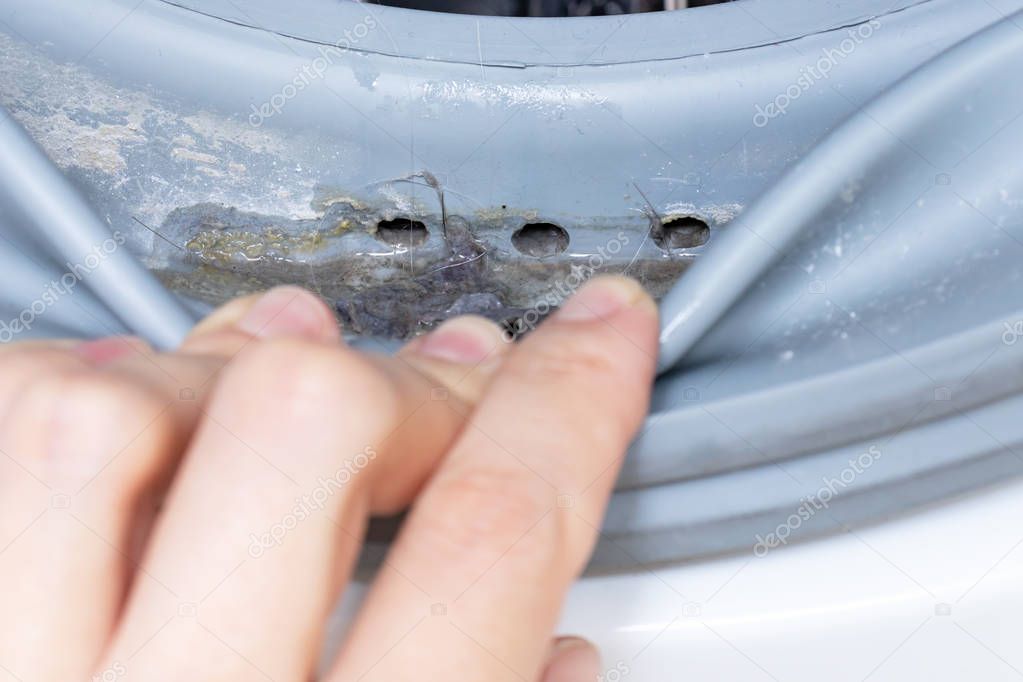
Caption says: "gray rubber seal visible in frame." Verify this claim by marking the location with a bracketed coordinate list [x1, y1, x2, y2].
[2, 0, 1022, 569]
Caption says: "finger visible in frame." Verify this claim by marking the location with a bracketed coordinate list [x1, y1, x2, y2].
[0, 287, 336, 682]
[99, 313, 511, 681]
[329, 275, 658, 682]
[179, 286, 339, 358]
[541, 638, 602, 682]
[97, 286, 345, 498]
[397, 315, 510, 403]
[0, 337, 153, 543]
[0, 340, 90, 419]
[367, 315, 511, 512]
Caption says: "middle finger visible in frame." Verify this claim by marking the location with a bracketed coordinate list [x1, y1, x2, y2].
[100, 298, 510, 681]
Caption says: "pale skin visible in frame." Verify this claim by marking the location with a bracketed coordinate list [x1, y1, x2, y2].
[0, 275, 658, 682]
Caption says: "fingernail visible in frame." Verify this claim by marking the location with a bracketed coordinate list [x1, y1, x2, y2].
[237, 286, 337, 340]
[543, 637, 601, 682]
[75, 336, 147, 366]
[551, 637, 593, 655]
[556, 275, 653, 322]
[414, 316, 507, 365]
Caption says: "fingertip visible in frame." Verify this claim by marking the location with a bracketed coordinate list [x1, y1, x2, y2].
[541, 637, 602, 682]
[186, 291, 264, 338]
[182, 286, 341, 356]
[555, 275, 657, 324]
[236, 286, 340, 341]
[542, 275, 660, 377]
[406, 315, 510, 367]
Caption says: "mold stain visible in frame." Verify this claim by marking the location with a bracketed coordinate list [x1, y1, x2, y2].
[154, 199, 697, 340]
[185, 219, 352, 263]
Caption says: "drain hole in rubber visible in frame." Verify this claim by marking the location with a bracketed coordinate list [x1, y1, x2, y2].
[655, 216, 710, 250]
[376, 218, 428, 247]
[512, 223, 570, 257]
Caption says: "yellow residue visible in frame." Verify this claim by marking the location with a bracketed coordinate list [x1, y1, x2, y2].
[186, 220, 351, 263]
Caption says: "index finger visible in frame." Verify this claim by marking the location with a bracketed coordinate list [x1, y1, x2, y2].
[329, 275, 658, 682]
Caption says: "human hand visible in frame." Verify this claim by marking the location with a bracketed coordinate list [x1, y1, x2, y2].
[0, 275, 657, 682]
